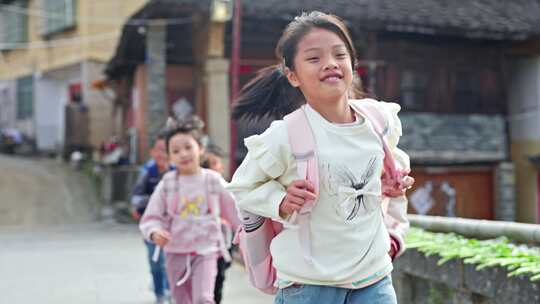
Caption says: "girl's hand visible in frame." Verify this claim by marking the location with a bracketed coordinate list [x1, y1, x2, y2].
[130, 208, 141, 221]
[150, 229, 171, 247]
[279, 180, 317, 217]
[388, 235, 400, 261]
[401, 175, 415, 190]
[384, 175, 415, 197]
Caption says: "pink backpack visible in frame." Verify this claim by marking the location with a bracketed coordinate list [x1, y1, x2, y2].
[233, 99, 408, 295]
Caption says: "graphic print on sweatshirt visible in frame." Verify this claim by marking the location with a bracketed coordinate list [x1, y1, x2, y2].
[179, 195, 206, 218]
[322, 156, 381, 221]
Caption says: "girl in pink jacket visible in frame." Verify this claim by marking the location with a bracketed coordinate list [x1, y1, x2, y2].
[140, 117, 240, 304]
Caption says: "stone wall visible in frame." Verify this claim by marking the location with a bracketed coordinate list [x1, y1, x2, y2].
[494, 162, 516, 221]
[400, 113, 507, 164]
[393, 249, 540, 304]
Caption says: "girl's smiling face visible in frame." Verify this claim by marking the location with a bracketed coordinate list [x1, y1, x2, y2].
[168, 133, 204, 175]
[286, 28, 353, 106]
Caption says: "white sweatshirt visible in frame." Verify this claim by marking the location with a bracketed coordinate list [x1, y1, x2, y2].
[228, 100, 410, 288]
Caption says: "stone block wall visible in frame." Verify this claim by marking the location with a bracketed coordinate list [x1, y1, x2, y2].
[393, 249, 540, 304]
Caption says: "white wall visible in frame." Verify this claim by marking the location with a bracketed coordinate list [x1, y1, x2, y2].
[34, 78, 65, 150]
[508, 57, 540, 141]
[36, 64, 81, 151]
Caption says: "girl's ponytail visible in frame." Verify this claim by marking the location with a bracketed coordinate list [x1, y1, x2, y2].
[233, 11, 365, 121]
[232, 65, 303, 121]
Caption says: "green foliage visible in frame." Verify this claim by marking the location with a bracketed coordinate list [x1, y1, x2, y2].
[406, 228, 540, 282]
[427, 287, 444, 304]
[427, 285, 453, 304]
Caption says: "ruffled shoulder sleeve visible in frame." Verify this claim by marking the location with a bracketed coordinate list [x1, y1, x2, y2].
[367, 100, 410, 171]
[243, 120, 292, 179]
[373, 101, 403, 148]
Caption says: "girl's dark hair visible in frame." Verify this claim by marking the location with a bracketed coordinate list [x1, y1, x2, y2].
[164, 116, 205, 153]
[232, 11, 364, 121]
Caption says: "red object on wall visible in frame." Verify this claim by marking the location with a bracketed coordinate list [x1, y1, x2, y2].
[69, 83, 82, 103]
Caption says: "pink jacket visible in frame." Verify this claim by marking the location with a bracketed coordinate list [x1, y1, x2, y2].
[140, 168, 240, 255]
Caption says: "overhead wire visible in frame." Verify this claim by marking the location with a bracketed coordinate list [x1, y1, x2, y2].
[0, 3, 192, 51]
[0, 31, 120, 50]
[0, 3, 193, 26]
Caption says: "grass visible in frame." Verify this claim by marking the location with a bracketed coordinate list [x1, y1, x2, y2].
[406, 227, 540, 281]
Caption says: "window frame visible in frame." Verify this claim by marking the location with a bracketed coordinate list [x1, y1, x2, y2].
[16, 76, 33, 120]
[399, 68, 429, 111]
[40, 0, 76, 37]
[0, 0, 29, 50]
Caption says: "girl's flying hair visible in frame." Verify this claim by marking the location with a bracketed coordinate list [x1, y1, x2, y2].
[232, 11, 365, 121]
[164, 115, 205, 152]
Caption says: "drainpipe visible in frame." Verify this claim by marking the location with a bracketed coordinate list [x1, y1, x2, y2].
[229, 0, 241, 176]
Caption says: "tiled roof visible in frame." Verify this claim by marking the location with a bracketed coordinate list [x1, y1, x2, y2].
[105, 0, 540, 79]
[241, 0, 540, 40]
[125, 0, 540, 39]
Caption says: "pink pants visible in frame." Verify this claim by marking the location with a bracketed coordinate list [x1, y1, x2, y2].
[165, 252, 218, 304]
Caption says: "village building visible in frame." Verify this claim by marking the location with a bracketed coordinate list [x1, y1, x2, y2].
[3, 0, 539, 223]
[0, 0, 147, 156]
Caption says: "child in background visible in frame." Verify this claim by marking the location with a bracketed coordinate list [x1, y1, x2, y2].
[131, 131, 170, 304]
[202, 142, 226, 177]
[140, 117, 240, 304]
[202, 142, 230, 304]
[228, 11, 413, 304]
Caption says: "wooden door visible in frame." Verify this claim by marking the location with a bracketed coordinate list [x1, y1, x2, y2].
[407, 167, 494, 219]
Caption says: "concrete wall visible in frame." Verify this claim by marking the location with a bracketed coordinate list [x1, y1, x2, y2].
[34, 77, 65, 150]
[36, 63, 81, 151]
[16, 59, 113, 151]
[394, 249, 540, 304]
[508, 57, 540, 223]
[82, 60, 113, 148]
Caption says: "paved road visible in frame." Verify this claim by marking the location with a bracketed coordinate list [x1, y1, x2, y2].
[0, 155, 274, 304]
[0, 223, 273, 304]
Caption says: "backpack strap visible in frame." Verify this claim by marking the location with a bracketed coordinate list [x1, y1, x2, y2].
[349, 99, 409, 199]
[349, 99, 399, 179]
[283, 106, 319, 265]
[283, 107, 319, 210]
[205, 170, 233, 263]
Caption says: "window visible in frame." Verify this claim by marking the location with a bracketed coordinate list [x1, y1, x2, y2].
[41, 0, 76, 36]
[0, 0, 28, 50]
[454, 69, 481, 113]
[400, 69, 428, 111]
[16, 76, 33, 120]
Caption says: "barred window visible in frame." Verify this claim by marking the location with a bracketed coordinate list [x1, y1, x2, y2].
[400, 69, 428, 111]
[41, 0, 76, 36]
[0, 0, 28, 50]
[17, 76, 33, 120]
[454, 69, 481, 113]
